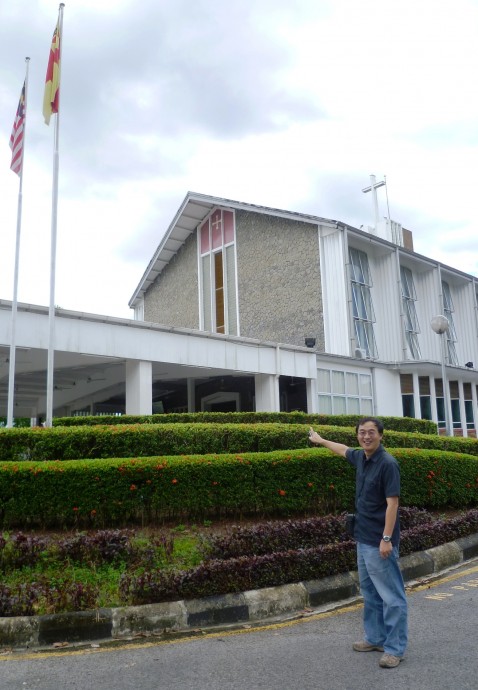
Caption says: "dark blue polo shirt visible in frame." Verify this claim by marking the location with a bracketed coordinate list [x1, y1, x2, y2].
[345, 444, 401, 547]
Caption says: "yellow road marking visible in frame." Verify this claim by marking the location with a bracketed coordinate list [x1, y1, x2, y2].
[408, 563, 478, 593]
[424, 593, 453, 600]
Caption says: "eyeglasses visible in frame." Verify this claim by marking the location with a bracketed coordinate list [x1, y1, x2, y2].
[358, 430, 378, 437]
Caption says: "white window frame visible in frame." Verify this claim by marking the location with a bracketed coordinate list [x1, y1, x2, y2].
[317, 368, 373, 415]
[442, 281, 458, 366]
[198, 209, 239, 336]
[400, 266, 421, 360]
[349, 247, 378, 358]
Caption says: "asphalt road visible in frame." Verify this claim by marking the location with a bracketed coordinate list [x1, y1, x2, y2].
[2, 559, 478, 690]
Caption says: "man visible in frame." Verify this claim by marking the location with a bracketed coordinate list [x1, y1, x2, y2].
[308, 417, 408, 669]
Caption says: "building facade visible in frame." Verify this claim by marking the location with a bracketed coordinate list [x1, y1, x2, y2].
[2, 189, 478, 433]
[129, 191, 478, 436]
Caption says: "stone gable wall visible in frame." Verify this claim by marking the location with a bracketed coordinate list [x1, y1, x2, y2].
[144, 232, 199, 328]
[235, 210, 324, 348]
[142, 209, 324, 349]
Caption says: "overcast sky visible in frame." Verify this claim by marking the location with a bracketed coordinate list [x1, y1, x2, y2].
[1, 0, 477, 319]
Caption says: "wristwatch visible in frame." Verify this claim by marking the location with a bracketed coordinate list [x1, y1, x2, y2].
[382, 535, 392, 543]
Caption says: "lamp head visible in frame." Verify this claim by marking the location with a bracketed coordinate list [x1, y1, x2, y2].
[431, 315, 449, 335]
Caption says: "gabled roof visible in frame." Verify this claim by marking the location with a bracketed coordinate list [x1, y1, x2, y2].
[128, 191, 338, 308]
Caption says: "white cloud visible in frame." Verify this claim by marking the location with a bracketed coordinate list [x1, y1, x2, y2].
[0, 0, 477, 319]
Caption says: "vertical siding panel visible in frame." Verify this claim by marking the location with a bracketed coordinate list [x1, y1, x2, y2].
[413, 266, 441, 361]
[370, 250, 401, 361]
[448, 280, 476, 366]
[320, 227, 349, 355]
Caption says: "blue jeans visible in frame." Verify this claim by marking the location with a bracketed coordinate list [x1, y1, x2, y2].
[357, 542, 408, 657]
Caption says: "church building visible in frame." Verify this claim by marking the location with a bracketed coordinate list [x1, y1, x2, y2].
[1, 181, 477, 435]
[128, 185, 478, 436]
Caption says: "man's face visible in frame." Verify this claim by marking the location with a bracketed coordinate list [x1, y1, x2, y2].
[357, 421, 382, 456]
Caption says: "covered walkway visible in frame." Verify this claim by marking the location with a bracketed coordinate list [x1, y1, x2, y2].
[0, 300, 318, 422]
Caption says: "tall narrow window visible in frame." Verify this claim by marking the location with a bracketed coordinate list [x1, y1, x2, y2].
[199, 209, 238, 335]
[464, 383, 474, 431]
[349, 247, 378, 358]
[435, 378, 445, 429]
[419, 376, 432, 420]
[214, 252, 225, 333]
[400, 373, 415, 417]
[442, 281, 458, 365]
[449, 380, 461, 430]
[400, 266, 421, 359]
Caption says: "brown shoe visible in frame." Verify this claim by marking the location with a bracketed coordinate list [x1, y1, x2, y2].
[353, 640, 384, 652]
[379, 653, 403, 668]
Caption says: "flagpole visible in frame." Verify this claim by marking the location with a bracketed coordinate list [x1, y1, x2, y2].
[45, 3, 65, 428]
[7, 58, 30, 429]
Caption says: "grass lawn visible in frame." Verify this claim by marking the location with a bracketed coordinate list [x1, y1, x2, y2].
[0, 523, 206, 615]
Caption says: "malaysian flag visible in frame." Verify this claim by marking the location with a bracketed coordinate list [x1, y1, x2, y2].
[9, 82, 26, 176]
[43, 20, 61, 125]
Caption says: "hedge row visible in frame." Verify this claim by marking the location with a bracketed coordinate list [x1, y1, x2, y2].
[1, 510, 476, 615]
[0, 422, 475, 463]
[53, 412, 437, 434]
[0, 423, 311, 461]
[120, 509, 478, 605]
[200, 507, 432, 561]
[120, 541, 358, 605]
[1, 447, 477, 528]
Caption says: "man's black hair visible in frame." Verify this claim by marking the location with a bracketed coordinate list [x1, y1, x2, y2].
[355, 417, 384, 434]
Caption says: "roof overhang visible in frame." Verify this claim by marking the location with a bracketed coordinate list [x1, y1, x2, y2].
[128, 191, 338, 309]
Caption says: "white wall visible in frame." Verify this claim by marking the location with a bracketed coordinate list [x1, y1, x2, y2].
[369, 250, 402, 361]
[373, 367, 403, 416]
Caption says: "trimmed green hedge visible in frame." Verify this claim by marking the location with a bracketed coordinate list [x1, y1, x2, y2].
[1, 447, 477, 528]
[53, 412, 437, 435]
[0, 422, 475, 463]
[0, 423, 311, 461]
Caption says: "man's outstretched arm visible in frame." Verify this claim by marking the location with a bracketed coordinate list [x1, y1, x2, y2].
[308, 427, 348, 458]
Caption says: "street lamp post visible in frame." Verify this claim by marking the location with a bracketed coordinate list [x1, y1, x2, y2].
[430, 315, 453, 436]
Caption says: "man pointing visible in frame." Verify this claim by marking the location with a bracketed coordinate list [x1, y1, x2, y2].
[309, 417, 408, 669]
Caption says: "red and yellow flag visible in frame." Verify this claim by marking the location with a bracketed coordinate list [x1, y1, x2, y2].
[43, 21, 61, 125]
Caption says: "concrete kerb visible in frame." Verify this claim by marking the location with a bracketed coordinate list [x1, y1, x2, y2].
[1, 534, 478, 650]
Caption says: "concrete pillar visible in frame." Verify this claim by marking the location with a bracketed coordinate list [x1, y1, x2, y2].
[471, 382, 478, 438]
[430, 376, 439, 428]
[458, 380, 467, 437]
[254, 373, 279, 412]
[412, 371, 420, 420]
[306, 377, 318, 413]
[187, 379, 196, 412]
[125, 360, 152, 415]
